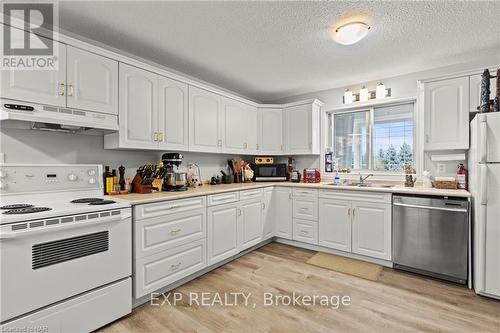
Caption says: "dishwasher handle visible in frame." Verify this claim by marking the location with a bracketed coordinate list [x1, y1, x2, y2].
[393, 202, 468, 213]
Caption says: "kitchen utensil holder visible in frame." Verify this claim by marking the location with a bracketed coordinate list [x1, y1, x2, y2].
[131, 173, 152, 194]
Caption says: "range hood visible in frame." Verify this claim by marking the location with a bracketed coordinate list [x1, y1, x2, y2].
[0, 99, 118, 132]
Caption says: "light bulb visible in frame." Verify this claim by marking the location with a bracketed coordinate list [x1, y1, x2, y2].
[344, 89, 353, 104]
[376, 83, 386, 99]
[359, 86, 369, 101]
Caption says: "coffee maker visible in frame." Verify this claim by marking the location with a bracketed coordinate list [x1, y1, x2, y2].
[161, 153, 188, 191]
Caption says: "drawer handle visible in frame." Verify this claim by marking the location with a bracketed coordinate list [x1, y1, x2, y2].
[167, 205, 180, 210]
[170, 228, 182, 235]
[299, 208, 309, 212]
[299, 230, 308, 235]
[170, 262, 182, 271]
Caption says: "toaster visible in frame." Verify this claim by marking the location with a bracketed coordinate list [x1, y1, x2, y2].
[303, 168, 321, 183]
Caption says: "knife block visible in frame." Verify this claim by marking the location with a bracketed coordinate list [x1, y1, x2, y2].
[131, 173, 152, 194]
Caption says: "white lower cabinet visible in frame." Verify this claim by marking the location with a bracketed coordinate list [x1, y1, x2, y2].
[274, 187, 293, 239]
[207, 203, 240, 265]
[293, 218, 318, 245]
[351, 201, 392, 260]
[134, 239, 206, 298]
[318, 199, 351, 252]
[262, 188, 275, 240]
[318, 191, 392, 261]
[239, 199, 264, 250]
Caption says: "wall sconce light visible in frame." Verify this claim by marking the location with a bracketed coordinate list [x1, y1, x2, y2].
[359, 86, 369, 102]
[376, 83, 386, 99]
[343, 89, 353, 104]
[342, 84, 391, 104]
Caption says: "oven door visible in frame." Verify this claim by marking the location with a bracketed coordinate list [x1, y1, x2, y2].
[0, 208, 131, 323]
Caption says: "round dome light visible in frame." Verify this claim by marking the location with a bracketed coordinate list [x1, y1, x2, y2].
[334, 22, 370, 45]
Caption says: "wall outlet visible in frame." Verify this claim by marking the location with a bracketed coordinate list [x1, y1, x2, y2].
[437, 163, 446, 174]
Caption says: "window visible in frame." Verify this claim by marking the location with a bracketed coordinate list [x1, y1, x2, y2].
[330, 102, 414, 173]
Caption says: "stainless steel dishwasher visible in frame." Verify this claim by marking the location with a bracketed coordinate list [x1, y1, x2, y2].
[393, 195, 469, 284]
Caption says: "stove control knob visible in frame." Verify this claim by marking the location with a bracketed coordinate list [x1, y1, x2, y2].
[0, 180, 7, 189]
[88, 169, 96, 176]
[0, 170, 6, 178]
[88, 177, 96, 185]
[68, 173, 78, 182]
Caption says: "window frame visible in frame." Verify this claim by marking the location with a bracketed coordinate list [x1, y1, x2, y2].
[325, 99, 418, 177]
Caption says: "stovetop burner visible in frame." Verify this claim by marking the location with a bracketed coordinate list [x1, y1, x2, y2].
[0, 204, 34, 210]
[2, 207, 52, 215]
[71, 198, 105, 204]
[88, 200, 116, 205]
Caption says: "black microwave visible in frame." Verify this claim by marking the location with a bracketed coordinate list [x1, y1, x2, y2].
[253, 163, 288, 182]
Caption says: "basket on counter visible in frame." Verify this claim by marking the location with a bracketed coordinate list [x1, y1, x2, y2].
[432, 180, 458, 189]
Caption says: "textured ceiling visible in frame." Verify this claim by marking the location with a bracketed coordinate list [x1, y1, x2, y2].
[58, 1, 500, 102]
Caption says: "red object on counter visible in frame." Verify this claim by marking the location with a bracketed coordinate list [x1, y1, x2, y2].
[457, 164, 468, 190]
[303, 168, 321, 183]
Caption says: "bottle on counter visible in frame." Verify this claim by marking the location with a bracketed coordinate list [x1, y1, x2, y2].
[119, 166, 126, 191]
[457, 164, 468, 190]
[334, 172, 341, 185]
[103, 166, 113, 195]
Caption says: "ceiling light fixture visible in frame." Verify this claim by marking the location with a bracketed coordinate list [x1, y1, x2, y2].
[334, 22, 370, 45]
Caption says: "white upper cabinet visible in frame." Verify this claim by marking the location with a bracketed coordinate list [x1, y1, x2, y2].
[424, 77, 469, 151]
[284, 100, 322, 155]
[158, 76, 188, 151]
[258, 108, 283, 154]
[66, 46, 118, 114]
[1, 38, 66, 107]
[470, 73, 497, 113]
[351, 201, 391, 261]
[116, 63, 158, 149]
[245, 106, 259, 154]
[222, 97, 248, 153]
[189, 86, 222, 153]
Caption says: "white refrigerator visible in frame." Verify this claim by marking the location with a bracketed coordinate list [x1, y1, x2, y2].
[469, 112, 500, 299]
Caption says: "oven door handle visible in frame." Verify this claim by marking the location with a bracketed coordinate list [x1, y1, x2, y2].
[0, 211, 131, 240]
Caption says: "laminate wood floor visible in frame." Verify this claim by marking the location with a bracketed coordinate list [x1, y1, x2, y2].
[99, 243, 500, 333]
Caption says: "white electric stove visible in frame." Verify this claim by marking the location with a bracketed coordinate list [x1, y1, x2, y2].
[0, 164, 132, 333]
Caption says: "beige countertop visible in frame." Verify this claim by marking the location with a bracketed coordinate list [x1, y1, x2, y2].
[110, 181, 471, 205]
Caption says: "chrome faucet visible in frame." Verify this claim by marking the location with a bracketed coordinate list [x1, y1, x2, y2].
[359, 173, 374, 184]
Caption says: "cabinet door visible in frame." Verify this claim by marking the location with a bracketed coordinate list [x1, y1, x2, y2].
[285, 105, 312, 154]
[470, 73, 497, 113]
[424, 77, 469, 150]
[118, 64, 158, 149]
[1, 38, 66, 107]
[351, 202, 391, 260]
[207, 203, 239, 265]
[66, 46, 118, 114]
[259, 108, 283, 154]
[318, 199, 351, 252]
[189, 86, 221, 153]
[274, 187, 293, 239]
[239, 200, 263, 250]
[158, 76, 188, 151]
[222, 97, 247, 153]
[246, 106, 259, 154]
[262, 188, 275, 240]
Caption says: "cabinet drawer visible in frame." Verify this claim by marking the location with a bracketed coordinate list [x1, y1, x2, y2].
[207, 191, 239, 206]
[134, 197, 206, 219]
[134, 239, 206, 298]
[240, 188, 264, 201]
[134, 208, 206, 259]
[293, 218, 318, 245]
[293, 197, 318, 221]
[293, 188, 318, 198]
